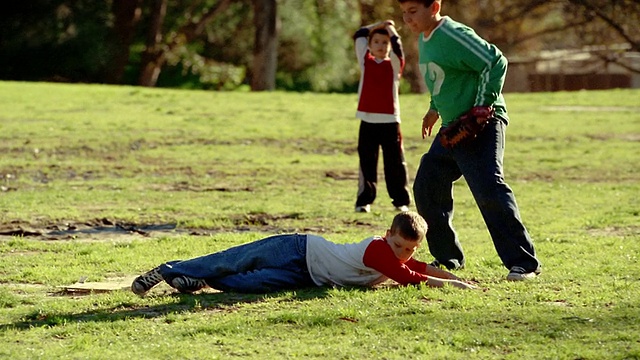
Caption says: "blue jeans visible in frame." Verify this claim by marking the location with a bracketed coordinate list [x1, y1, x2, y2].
[413, 119, 540, 272]
[159, 234, 315, 293]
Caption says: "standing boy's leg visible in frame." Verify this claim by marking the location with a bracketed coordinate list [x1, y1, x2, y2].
[454, 120, 540, 273]
[413, 138, 465, 269]
[356, 121, 380, 209]
[380, 122, 411, 208]
[160, 234, 314, 292]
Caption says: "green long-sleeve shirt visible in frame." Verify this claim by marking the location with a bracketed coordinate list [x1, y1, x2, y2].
[418, 16, 509, 126]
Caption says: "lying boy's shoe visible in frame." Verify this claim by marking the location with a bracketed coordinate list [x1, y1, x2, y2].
[131, 266, 164, 296]
[355, 204, 371, 213]
[171, 276, 208, 294]
[506, 266, 540, 281]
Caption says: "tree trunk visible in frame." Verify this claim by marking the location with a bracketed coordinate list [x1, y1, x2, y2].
[105, 0, 142, 84]
[251, 0, 278, 91]
[138, 0, 232, 87]
[138, 0, 167, 87]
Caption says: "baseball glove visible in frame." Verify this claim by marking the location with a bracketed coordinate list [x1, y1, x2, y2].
[439, 106, 494, 149]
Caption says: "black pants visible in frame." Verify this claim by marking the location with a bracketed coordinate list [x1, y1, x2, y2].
[356, 121, 411, 208]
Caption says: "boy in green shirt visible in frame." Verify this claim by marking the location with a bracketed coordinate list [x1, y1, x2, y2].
[397, 0, 541, 280]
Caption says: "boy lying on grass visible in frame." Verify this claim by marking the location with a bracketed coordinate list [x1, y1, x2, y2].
[131, 211, 476, 296]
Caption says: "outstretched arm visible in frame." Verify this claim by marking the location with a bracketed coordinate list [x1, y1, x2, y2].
[405, 258, 475, 289]
[422, 263, 462, 280]
[363, 240, 476, 289]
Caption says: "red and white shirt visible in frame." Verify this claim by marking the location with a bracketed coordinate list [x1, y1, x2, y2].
[305, 235, 430, 287]
[354, 31, 405, 124]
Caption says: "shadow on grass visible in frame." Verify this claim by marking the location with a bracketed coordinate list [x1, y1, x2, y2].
[0, 286, 344, 331]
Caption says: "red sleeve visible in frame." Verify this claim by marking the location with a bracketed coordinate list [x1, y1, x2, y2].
[362, 239, 430, 285]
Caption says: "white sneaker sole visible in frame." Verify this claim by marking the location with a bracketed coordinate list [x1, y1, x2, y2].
[506, 272, 537, 281]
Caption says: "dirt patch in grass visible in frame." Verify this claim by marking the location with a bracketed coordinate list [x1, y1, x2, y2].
[542, 106, 640, 113]
[587, 225, 640, 237]
[0, 218, 181, 241]
[0, 213, 379, 242]
[140, 180, 255, 193]
[514, 169, 639, 183]
[325, 170, 358, 181]
[585, 133, 640, 142]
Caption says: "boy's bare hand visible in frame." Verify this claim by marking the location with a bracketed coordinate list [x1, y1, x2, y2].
[453, 280, 478, 290]
[422, 109, 440, 138]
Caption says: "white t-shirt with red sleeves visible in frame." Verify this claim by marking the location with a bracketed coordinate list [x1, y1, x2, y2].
[305, 235, 430, 287]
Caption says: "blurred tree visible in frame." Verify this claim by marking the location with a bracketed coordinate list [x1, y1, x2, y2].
[138, 0, 233, 87]
[0, 1, 111, 82]
[159, 1, 252, 90]
[441, 0, 576, 53]
[1, 0, 637, 90]
[276, 0, 359, 92]
[440, 0, 639, 73]
[138, 0, 167, 87]
[251, 0, 278, 91]
[565, 0, 640, 73]
[105, 0, 143, 84]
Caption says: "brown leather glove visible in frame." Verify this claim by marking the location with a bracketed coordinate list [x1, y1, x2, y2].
[439, 106, 494, 149]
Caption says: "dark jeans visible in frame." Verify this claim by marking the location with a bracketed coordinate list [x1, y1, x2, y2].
[159, 234, 315, 293]
[413, 119, 540, 272]
[356, 121, 411, 207]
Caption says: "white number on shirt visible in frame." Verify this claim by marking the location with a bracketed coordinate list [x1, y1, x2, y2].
[427, 62, 445, 96]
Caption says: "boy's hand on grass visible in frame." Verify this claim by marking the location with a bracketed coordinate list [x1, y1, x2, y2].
[453, 280, 478, 290]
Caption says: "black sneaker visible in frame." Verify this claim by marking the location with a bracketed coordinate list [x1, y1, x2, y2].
[430, 259, 464, 270]
[171, 276, 208, 294]
[131, 266, 164, 296]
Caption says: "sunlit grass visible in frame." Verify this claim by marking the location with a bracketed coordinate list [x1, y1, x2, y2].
[0, 81, 639, 359]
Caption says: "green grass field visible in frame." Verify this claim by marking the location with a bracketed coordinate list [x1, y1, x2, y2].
[0, 81, 639, 359]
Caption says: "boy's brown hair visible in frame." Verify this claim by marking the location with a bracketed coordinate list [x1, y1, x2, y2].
[390, 211, 427, 241]
[368, 28, 390, 44]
